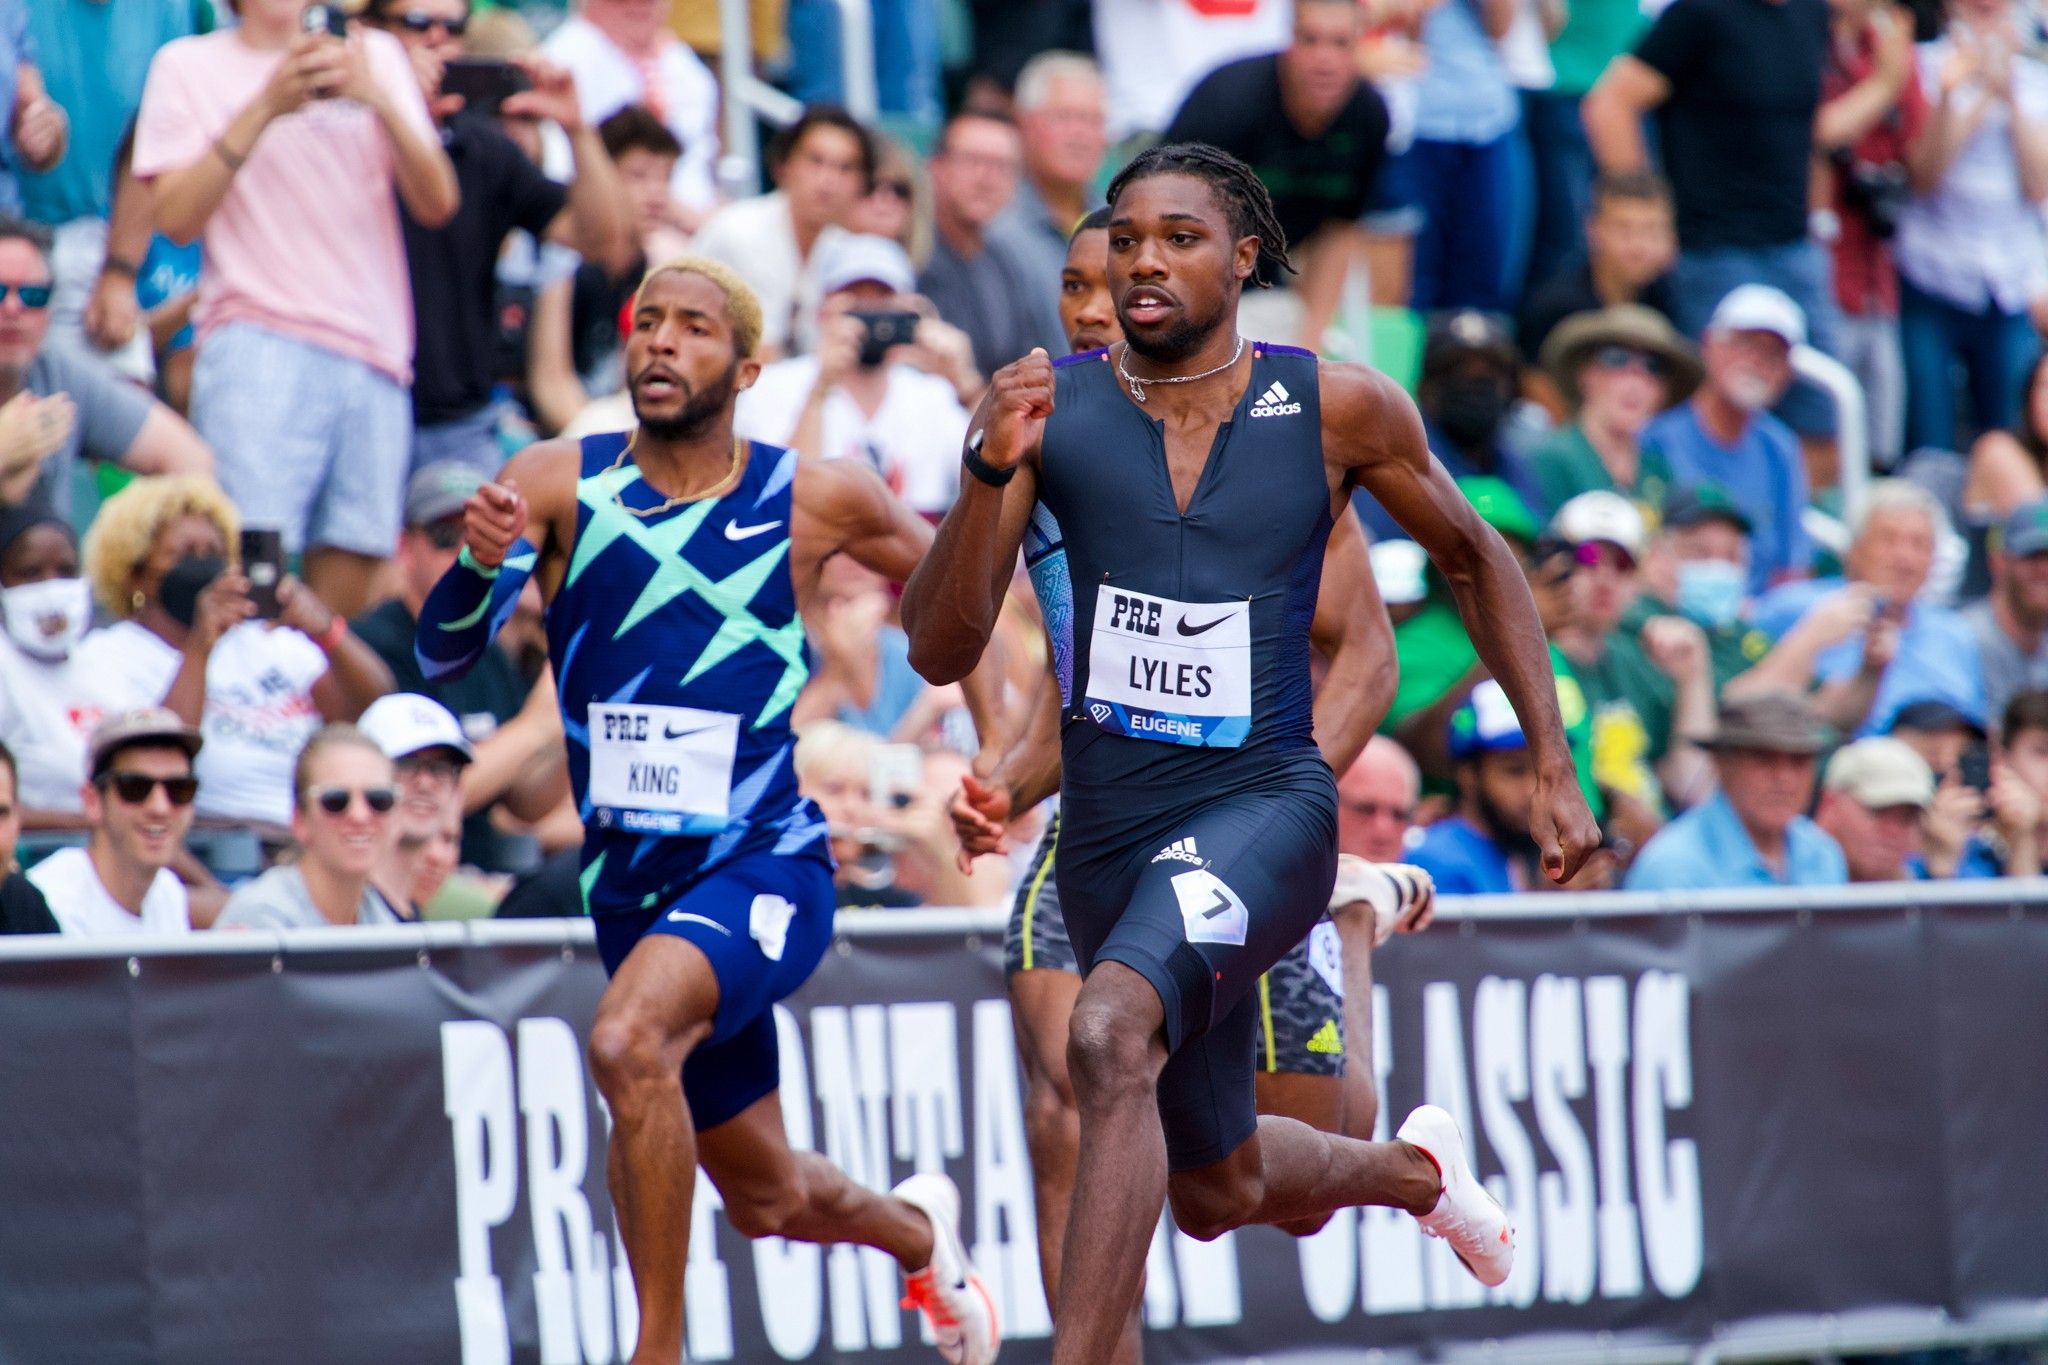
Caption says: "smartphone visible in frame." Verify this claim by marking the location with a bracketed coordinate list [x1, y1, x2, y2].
[240, 527, 285, 620]
[301, 3, 349, 38]
[1959, 742, 1993, 793]
[851, 310, 922, 368]
[441, 57, 532, 116]
[868, 744, 922, 813]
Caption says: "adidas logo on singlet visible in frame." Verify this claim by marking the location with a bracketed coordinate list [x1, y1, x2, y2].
[1306, 1020, 1343, 1055]
[1151, 836, 1203, 866]
[1249, 380, 1301, 418]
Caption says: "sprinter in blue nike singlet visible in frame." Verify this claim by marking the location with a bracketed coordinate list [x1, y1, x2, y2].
[416, 256, 1001, 1365]
[903, 144, 1602, 1363]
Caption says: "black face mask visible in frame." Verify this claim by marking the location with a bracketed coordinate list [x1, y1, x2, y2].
[1432, 376, 1510, 451]
[159, 555, 225, 629]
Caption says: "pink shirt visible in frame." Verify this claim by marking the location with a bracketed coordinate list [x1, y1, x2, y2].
[132, 29, 433, 382]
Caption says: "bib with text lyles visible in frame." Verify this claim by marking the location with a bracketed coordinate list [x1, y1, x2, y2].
[1084, 584, 1251, 747]
[587, 702, 740, 835]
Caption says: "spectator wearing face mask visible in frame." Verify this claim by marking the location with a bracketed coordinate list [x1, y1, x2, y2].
[1362, 310, 1540, 541]
[0, 509, 114, 830]
[1641, 285, 1814, 592]
[1531, 303, 1701, 516]
[1627, 484, 1775, 689]
[73, 476, 394, 836]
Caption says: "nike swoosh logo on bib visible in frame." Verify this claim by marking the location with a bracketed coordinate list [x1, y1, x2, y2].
[724, 520, 781, 541]
[664, 722, 716, 740]
[1176, 613, 1231, 636]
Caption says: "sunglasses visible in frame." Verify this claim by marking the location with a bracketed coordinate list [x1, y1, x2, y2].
[98, 771, 199, 806]
[422, 518, 465, 551]
[398, 755, 463, 783]
[1590, 345, 1666, 377]
[874, 179, 914, 201]
[389, 10, 468, 35]
[312, 786, 397, 816]
[0, 283, 53, 309]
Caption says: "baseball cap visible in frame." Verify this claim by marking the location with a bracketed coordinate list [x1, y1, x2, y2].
[1662, 483, 1754, 536]
[1456, 475, 1541, 547]
[1708, 284, 1807, 348]
[1370, 538, 1429, 606]
[89, 707, 203, 777]
[1996, 497, 2048, 558]
[818, 233, 916, 297]
[1551, 490, 1645, 562]
[358, 693, 474, 764]
[1889, 697, 1986, 738]
[1823, 737, 1935, 810]
[1449, 680, 1528, 759]
[405, 462, 487, 529]
[1422, 309, 1518, 381]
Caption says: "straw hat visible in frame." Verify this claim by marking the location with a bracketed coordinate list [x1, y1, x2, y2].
[1539, 304, 1703, 410]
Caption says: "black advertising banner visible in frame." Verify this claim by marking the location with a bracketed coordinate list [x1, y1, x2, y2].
[1, 894, 2045, 1364]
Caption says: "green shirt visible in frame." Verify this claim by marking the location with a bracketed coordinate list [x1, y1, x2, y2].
[1622, 595, 1775, 692]
[1529, 422, 1673, 526]
[1566, 630, 1676, 814]
[1387, 600, 1605, 817]
[1549, 0, 1651, 95]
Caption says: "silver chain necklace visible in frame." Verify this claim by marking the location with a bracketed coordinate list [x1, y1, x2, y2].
[1116, 336, 1245, 403]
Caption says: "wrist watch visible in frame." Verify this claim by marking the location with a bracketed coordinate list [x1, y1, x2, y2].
[962, 429, 1016, 487]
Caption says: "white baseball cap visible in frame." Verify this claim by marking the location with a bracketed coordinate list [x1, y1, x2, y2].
[818, 233, 916, 297]
[1551, 490, 1646, 562]
[1824, 737, 1935, 810]
[1708, 284, 1807, 348]
[359, 693, 474, 764]
[1370, 538, 1430, 606]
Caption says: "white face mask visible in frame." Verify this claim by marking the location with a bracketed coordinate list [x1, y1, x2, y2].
[1, 577, 91, 661]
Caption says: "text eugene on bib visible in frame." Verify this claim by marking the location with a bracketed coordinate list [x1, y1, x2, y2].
[1084, 584, 1252, 748]
[587, 702, 741, 834]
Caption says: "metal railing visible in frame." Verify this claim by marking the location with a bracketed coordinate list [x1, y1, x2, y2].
[712, 0, 875, 200]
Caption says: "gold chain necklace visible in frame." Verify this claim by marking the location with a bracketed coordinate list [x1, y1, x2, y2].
[604, 431, 748, 518]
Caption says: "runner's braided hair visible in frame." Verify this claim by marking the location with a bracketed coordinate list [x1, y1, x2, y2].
[1104, 142, 1296, 288]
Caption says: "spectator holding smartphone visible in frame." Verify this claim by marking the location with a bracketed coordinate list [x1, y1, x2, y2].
[735, 234, 977, 517]
[132, 0, 458, 619]
[364, 0, 635, 475]
[74, 476, 393, 834]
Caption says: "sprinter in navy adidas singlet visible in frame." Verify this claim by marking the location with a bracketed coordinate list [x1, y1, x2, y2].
[903, 145, 1601, 1363]
[416, 257, 1001, 1365]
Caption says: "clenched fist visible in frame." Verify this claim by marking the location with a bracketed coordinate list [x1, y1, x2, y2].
[463, 481, 527, 569]
[978, 348, 1055, 470]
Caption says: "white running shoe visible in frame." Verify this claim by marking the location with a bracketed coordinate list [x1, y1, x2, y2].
[893, 1172, 1000, 1364]
[1395, 1104, 1514, 1288]
[1329, 856, 1436, 946]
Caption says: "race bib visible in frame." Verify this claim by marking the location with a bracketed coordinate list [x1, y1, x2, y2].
[587, 702, 740, 836]
[1084, 585, 1250, 747]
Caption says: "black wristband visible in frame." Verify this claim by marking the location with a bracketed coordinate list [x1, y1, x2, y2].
[962, 436, 1016, 487]
[101, 255, 139, 281]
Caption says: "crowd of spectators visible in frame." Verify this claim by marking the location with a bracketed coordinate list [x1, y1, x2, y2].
[6, 0, 2048, 940]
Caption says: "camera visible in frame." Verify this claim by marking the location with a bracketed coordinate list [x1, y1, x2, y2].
[1833, 152, 1911, 239]
[851, 310, 921, 368]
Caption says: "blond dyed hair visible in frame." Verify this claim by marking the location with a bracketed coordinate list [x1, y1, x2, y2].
[635, 256, 765, 359]
[85, 475, 241, 619]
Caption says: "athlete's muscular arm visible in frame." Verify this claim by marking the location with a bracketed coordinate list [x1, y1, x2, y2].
[796, 458, 1009, 754]
[415, 441, 576, 683]
[1326, 364, 1600, 881]
[901, 349, 1052, 685]
[953, 663, 1065, 864]
[1308, 508, 1396, 775]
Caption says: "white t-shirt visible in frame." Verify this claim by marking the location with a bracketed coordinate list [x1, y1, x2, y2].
[1094, 0, 1292, 140]
[735, 357, 968, 515]
[0, 631, 123, 813]
[72, 620, 328, 826]
[29, 846, 190, 937]
[690, 192, 845, 355]
[541, 16, 720, 212]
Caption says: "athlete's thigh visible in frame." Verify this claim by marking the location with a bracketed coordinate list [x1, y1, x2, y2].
[1010, 968, 1083, 1102]
[695, 1055, 802, 1200]
[1088, 790, 1336, 1054]
[654, 851, 836, 1047]
[1005, 814, 1081, 979]
[1258, 927, 1346, 1082]
[1155, 991, 1260, 1171]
